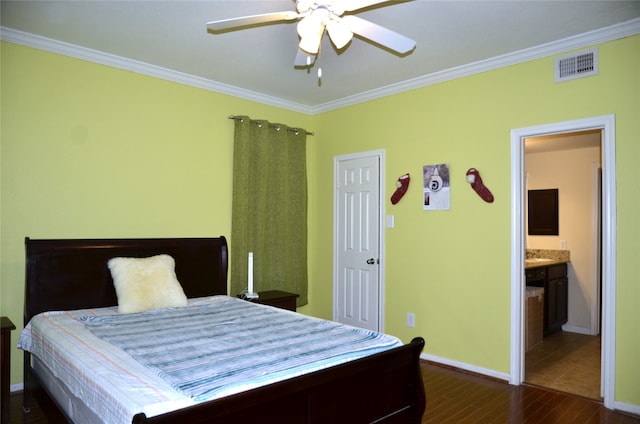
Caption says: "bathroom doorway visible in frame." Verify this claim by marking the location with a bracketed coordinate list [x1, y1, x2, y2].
[523, 130, 602, 399]
[509, 115, 616, 409]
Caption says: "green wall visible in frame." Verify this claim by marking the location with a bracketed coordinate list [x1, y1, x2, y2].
[2, 34, 639, 408]
[0, 42, 314, 385]
[312, 35, 640, 406]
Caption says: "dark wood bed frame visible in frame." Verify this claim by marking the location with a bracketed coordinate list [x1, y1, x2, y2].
[23, 236, 426, 424]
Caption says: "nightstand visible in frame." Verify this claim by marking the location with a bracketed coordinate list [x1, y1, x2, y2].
[1, 316, 16, 424]
[243, 290, 299, 312]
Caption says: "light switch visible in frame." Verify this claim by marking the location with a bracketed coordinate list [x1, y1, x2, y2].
[386, 215, 395, 228]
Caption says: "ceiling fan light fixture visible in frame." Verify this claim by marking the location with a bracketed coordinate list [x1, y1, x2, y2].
[207, 0, 417, 72]
[299, 37, 319, 54]
[296, 0, 313, 14]
[297, 16, 325, 54]
[326, 20, 352, 49]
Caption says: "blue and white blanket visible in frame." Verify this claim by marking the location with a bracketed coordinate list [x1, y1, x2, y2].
[83, 296, 401, 402]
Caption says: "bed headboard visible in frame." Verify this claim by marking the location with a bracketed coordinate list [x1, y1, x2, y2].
[24, 237, 228, 324]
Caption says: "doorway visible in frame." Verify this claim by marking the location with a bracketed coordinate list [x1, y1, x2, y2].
[523, 130, 602, 399]
[509, 115, 616, 409]
[333, 150, 385, 332]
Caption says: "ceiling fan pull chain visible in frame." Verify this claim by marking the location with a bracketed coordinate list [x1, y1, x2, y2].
[317, 40, 323, 81]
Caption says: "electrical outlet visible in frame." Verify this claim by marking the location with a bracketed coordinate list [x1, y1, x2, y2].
[406, 312, 415, 328]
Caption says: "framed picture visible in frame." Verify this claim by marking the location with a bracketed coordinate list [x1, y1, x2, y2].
[423, 164, 450, 210]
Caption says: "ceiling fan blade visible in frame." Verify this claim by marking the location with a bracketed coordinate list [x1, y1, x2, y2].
[342, 0, 401, 12]
[294, 48, 317, 67]
[207, 11, 300, 32]
[340, 15, 415, 54]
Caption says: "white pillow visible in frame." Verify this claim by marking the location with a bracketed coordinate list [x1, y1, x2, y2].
[108, 254, 188, 314]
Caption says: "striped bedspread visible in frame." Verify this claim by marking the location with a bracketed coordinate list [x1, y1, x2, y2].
[82, 297, 401, 401]
[19, 296, 401, 424]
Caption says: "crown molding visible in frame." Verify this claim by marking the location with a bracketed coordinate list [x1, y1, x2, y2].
[2, 17, 639, 116]
[0, 27, 315, 115]
[310, 17, 640, 114]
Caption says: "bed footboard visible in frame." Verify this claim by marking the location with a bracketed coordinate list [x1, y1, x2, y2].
[135, 337, 426, 424]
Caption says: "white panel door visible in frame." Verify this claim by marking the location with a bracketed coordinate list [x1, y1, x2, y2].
[335, 154, 381, 331]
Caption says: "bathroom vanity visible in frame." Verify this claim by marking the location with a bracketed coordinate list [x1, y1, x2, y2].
[526, 260, 568, 337]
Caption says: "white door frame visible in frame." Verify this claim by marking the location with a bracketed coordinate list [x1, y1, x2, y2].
[591, 162, 602, 337]
[333, 149, 386, 332]
[509, 115, 616, 409]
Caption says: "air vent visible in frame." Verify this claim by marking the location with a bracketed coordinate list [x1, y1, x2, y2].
[555, 49, 598, 82]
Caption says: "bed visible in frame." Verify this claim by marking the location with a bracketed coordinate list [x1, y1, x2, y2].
[21, 236, 426, 423]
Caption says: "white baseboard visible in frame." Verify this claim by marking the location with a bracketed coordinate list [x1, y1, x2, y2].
[614, 400, 640, 416]
[420, 353, 510, 383]
[10, 382, 24, 393]
[562, 324, 596, 335]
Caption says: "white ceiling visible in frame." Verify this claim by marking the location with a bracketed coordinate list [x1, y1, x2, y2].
[2, 1, 640, 113]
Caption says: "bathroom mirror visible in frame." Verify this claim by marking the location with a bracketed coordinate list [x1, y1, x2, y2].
[528, 189, 559, 235]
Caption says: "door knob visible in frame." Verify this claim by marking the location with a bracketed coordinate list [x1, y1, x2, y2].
[366, 258, 376, 265]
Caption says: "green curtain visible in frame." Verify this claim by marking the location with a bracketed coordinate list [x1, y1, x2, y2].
[230, 116, 308, 306]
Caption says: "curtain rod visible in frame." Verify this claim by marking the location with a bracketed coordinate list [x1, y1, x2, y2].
[228, 115, 314, 136]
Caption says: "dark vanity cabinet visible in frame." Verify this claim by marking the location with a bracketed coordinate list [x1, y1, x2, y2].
[545, 264, 568, 334]
[526, 263, 568, 336]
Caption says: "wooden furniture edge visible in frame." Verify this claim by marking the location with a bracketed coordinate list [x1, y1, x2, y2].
[22, 237, 426, 424]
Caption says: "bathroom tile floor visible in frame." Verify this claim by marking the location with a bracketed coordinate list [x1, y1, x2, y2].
[525, 330, 601, 400]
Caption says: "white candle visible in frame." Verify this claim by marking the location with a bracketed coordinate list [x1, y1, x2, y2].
[248, 252, 254, 294]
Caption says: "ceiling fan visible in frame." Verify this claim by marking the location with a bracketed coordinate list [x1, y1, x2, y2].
[206, 0, 416, 68]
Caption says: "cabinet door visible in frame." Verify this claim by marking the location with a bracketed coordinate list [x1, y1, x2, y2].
[543, 264, 568, 335]
[546, 277, 568, 333]
[546, 279, 556, 332]
[555, 277, 568, 325]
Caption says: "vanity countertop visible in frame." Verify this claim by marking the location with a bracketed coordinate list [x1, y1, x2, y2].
[525, 258, 569, 269]
[525, 249, 570, 269]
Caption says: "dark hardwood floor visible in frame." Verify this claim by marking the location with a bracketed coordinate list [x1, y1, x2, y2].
[421, 361, 639, 424]
[8, 360, 640, 423]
